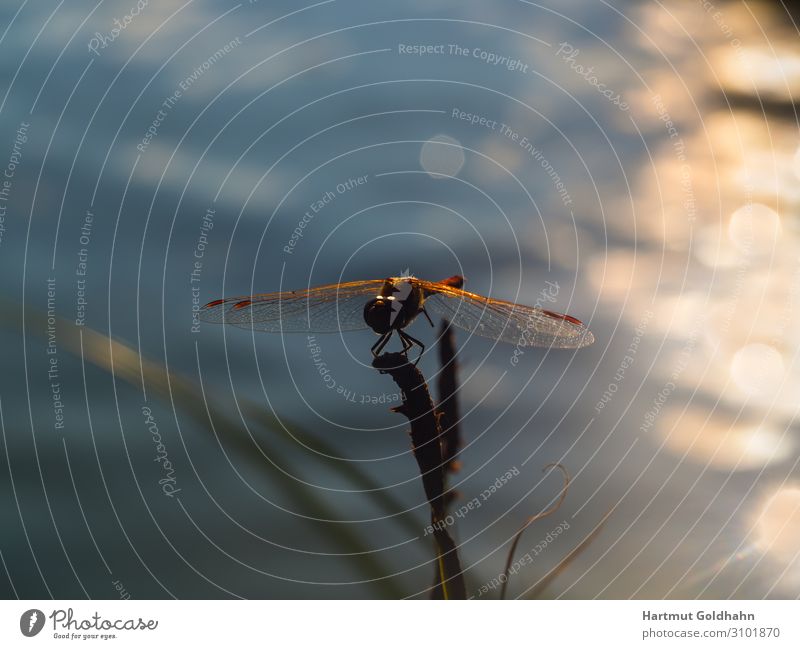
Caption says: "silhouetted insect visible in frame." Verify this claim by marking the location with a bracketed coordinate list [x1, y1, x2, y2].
[200, 274, 593, 361]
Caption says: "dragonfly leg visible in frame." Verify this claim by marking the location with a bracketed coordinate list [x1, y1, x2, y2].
[421, 306, 434, 327]
[398, 331, 414, 355]
[399, 330, 425, 365]
[371, 331, 393, 357]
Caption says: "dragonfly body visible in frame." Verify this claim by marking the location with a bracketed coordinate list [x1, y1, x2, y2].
[363, 277, 425, 334]
[200, 274, 593, 359]
[362, 276, 443, 358]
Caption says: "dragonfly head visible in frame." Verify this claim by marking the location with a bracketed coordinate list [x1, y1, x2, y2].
[363, 297, 393, 334]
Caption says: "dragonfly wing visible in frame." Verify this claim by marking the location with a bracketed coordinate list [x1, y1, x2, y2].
[418, 280, 594, 349]
[199, 279, 386, 333]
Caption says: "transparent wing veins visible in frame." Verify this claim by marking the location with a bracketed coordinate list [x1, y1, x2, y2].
[417, 279, 594, 349]
[199, 279, 386, 333]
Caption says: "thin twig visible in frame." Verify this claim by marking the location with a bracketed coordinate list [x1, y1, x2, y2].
[527, 505, 613, 599]
[500, 463, 570, 600]
[373, 352, 466, 600]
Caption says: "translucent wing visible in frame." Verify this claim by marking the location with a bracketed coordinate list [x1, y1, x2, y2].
[199, 279, 386, 333]
[416, 279, 594, 349]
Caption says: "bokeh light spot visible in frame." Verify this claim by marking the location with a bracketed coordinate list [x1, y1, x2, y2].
[730, 343, 785, 396]
[754, 487, 800, 562]
[793, 145, 800, 181]
[728, 203, 781, 256]
[420, 134, 465, 178]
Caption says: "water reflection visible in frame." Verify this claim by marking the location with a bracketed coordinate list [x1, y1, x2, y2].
[753, 487, 800, 564]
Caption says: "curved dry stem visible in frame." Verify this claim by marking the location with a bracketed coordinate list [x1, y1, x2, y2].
[499, 463, 570, 600]
[527, 504, 613, 599]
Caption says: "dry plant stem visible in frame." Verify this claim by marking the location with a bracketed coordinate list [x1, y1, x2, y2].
[527, 505, 613, 599]
[499, 464, 570, 600]
[430, 320, 462, 598]
[437, 321, 462, 478]
[373, 352, 466, 600]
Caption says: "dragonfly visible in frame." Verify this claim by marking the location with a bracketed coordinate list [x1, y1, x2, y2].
[199, 274, 594, 360]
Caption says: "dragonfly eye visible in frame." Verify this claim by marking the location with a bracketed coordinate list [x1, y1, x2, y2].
[363, 297, 393, 334]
